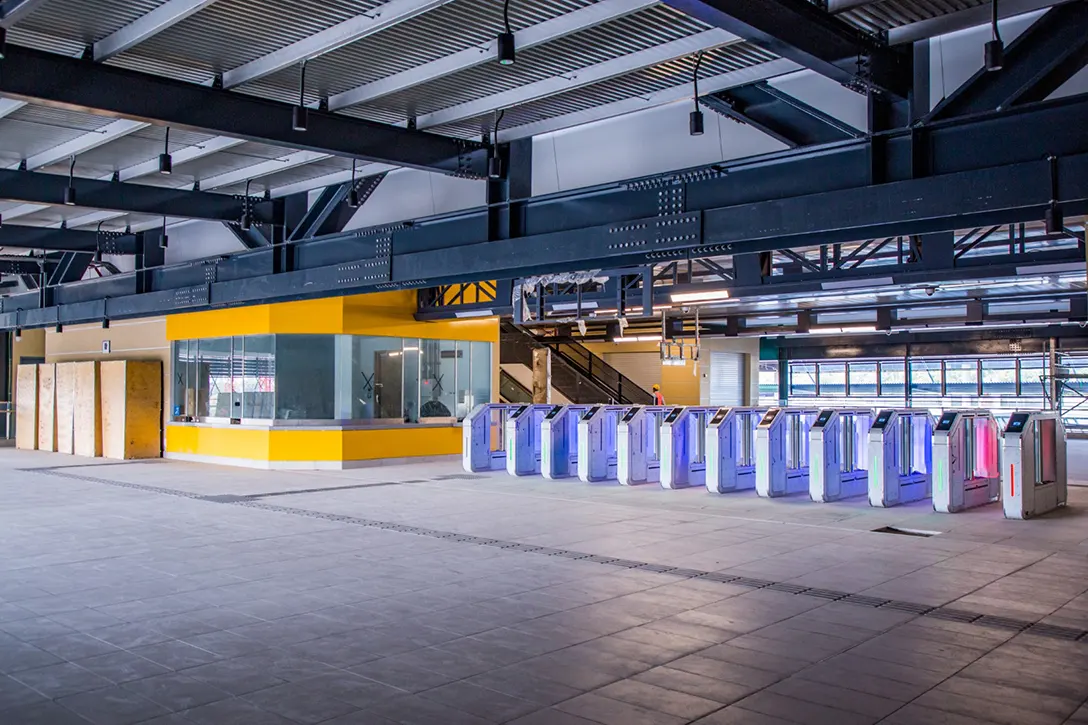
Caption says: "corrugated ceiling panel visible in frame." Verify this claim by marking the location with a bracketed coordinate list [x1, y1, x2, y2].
[233, 0, 594, 106]
[33, 127, 222, 179]
[0, 106, 121, 161]
[106, 0, 384, 82]
[838, 0, 985, 34]
[357, 5, 712, 122]
[215, 157, 353, 196]
[12, 0, 167, 45]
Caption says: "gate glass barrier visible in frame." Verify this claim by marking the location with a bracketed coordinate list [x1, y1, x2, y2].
[660, 407, 718, 489]
[617, 406, 670, 485]
[541, 405, 590, 479]
[462, 403, 518, 472]
[706, 407, 766, 493]
[1002, 411, 1068, 519]
[867, 409, 935, 507]
[809, 408, 874, 502]
[505, 404, 555, 476]
[755, 408, 818, 498]
[932, 410, 1000, 513]
[578, 405, 630, 483]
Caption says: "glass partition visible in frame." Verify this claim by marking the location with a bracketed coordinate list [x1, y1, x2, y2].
[171, 334, 493, 426]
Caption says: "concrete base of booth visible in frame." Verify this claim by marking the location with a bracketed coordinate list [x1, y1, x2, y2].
[166, 422, 461, 470]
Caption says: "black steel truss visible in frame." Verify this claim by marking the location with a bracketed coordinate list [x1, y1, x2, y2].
[287, 172, 388, 242]
[0, 168, 275, 226]
[2, 93, 1088, 330]
[0, 225, 138, 254]
[700, 81, 864, 148]
[0, 44, 489, 178]
[663, 0, 912, 98]
[0, 256, 47, 276]
[930, 3, 1088, 120]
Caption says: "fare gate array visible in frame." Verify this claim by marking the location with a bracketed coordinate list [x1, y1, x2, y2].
[462, 403, 1070, 517]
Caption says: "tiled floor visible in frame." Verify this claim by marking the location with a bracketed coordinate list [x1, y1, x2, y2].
[1, 446, 1087, 725]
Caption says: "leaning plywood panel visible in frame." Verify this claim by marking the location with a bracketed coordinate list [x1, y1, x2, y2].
[101, 360, 162, 460]
[73, 362, 102, 458]
[15, 365, 39, 450]
[37, 364, 57, 452]
[55, 363, 77, 455]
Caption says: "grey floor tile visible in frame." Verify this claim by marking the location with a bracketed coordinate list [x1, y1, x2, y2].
[668, 654, 785, 689]
[506, 709, 603, 725]
[596, 679, 723, 720]
[365, 692, 510, 725]
[0, 672, 50, 710]
[555, 692, 688, 725]
[633, 665, 756, 705]
[912, 688, 1070, 725]
[130, 640, 223, 670]
[690, 705, 800, 724]
[83, 623, 174, 650]
[0, 700, 98, 724]
[57, 685, 172, 725]
[934, 676, 1082, 720]
[11, 661, 114, 699]
[348, 657, 459, 694]
[0, 640, 64, 674]
[0, 616, 77, 641]
[766, 677, 902, 718]
[419, 680, 538, 723]
[466, 667, 584, 706]
[29, 632, 122, 660]
[293, 671, 407, 709]
[242, 679, 361, 723]
[73, 650, 172, 685]
[122, 671, 232, 711]
[735, 690, 879, 725]
[881, 703, 1004, 725]
[182, 630, 269, 658]
[180, 697, 300, 725]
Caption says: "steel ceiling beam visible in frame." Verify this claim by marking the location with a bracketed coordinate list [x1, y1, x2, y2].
[91, 0, 221, 60]
[0, 0, 47, 25]
[0, 225, 138, 254]
[0, 167, 274, 225]
[496, 58, 800, 142]
[220, 0, 454, 88]
[0, 256, 47, 276]
[889, 0, 1071, 46]
[416, 29, 739, 130]
[4, 94, 1086, 328]
[929, 3, 1088, 120]
[0, 44, 488, 177]
[662, 0, 912, 98]
[327, 0, 658, 111]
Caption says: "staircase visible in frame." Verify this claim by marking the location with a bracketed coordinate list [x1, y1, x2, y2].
[500, 322, 653, 405]
[499, 369, 533, 403]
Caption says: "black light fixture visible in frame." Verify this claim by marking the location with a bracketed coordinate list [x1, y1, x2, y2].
[64, 156, 77, 205]
[293, 61, 309, 131]
[1045, 154, 1063, 234]
[240, 179, 253, 230]
[94, 221, 103, 263]
[488, 109, 505, 179]
[102, 319, 110, 330]
[0, 213, 4, 228]
[159, 216, 169, 249]
[348, 160, 361, 208]
[689, 51, 705, 136]
[984, 0, 1003, 71]
[13, 328, 21, 342]
[497, 0, 515, 65]
[159, 127, 173, 175]
[0, 27, 7, 61]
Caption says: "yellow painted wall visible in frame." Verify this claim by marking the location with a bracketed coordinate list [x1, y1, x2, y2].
[166, 424, 461, 464]
[10, 329, 45, 419]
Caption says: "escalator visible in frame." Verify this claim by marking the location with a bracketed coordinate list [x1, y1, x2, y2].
[500, 321, 653, 405]
[499, 369, 533, 403]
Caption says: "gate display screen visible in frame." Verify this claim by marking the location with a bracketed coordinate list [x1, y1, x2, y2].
[511, 405, 529, 418]
[621, 407, 640, 422]
[583, 406, 600, 421]
[872, 411, 893, 429]
[664, 408, 684, 423]
[936, 413, 957, 431]
[1005, 413, 1030, 433]
[544, 406, 564, 419]
[710, 409, 729, 425]
[759, 410, 780, 426]
[814, 410, 834, 427]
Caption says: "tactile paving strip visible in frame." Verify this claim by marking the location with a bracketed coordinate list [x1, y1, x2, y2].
[24, 467, 1088, 645]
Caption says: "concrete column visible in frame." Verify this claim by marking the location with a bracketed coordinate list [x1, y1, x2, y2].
[532, 347, 550, 404]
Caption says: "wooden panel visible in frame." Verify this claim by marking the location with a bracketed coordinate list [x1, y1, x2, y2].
[124, 360, 163, 460]
[101, 360, 162, 460]
[55, 362, 77, 455]
[37, 364, 56, 452]
[73, 362, 102, 458]
[15, 365, 38, 450]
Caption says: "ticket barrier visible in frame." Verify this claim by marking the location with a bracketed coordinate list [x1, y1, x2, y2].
[661, 407, 718, 489]
[932, 410, 1001, 513]
[705, 407, 766, 493]
[617, 406, 670, 485]
[867, 410, 935, 507]
[463, 403, 519, 473]
[541, 404, 591, 479]
[1002, 411, 1067, 519]
[578, 405, 630, 483]
[505, 404, 555, 476]
[755, 408, 819, 498]
[809, 408, 874, 502]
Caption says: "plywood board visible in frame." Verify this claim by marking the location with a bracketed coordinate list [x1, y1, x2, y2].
[55, 362, 77, 455]
[73, 361, 102, 458]
[124, 360, 163, 460]
[15, 365, 38, 450]
[37, 364, 56, 452]
[101, 360, 162, 460]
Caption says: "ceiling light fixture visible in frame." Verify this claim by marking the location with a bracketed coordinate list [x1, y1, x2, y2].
[293, 60, 309, 131]
[159, 127, 173, 175]
[159, 216, 168, 249]
[614, 335, 662, 343]
[497, 0, 515, 65]
[670, 288, 730, 304]
[984, 0, 1003, 71]
[64, 156, 77, 206]
[348, 159, 361, 208]
[240, 179, 253, 230]
[0, 27, 7, 61]
[488, 109, 505, 179]
[689, 51, 705, 136]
